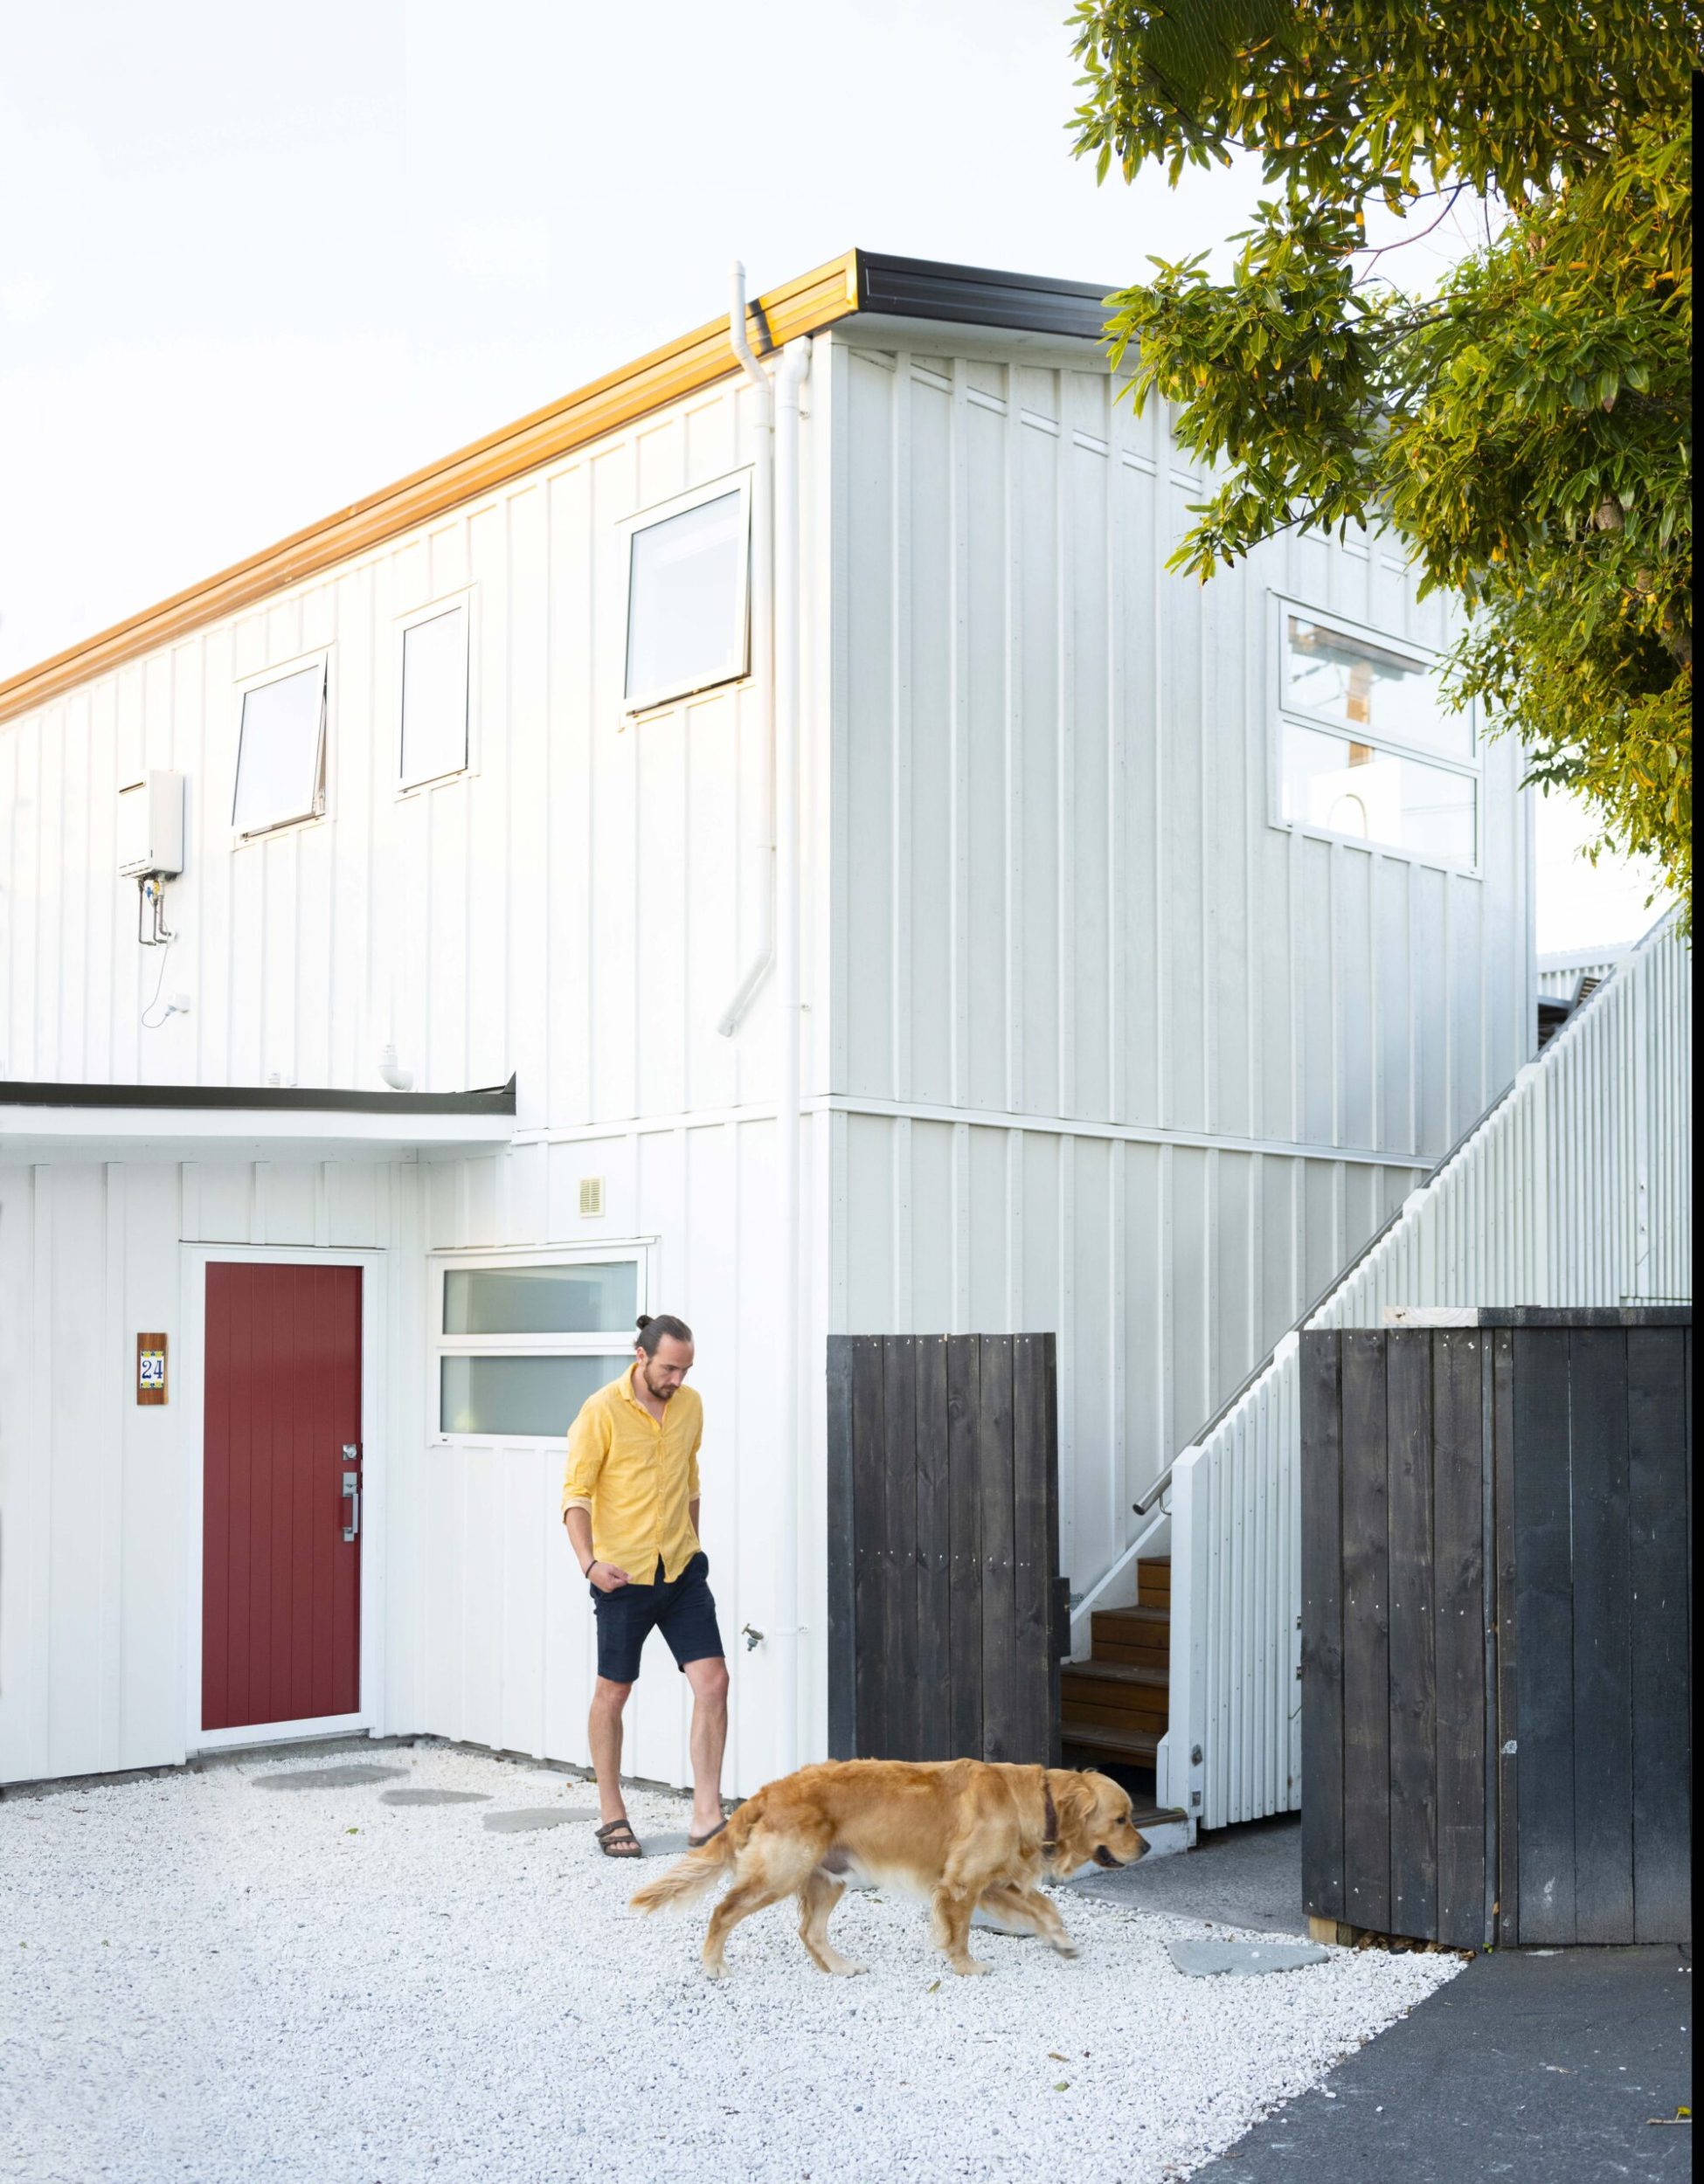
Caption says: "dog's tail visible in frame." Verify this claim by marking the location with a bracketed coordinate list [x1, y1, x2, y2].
[628, 1810, 747, 1915]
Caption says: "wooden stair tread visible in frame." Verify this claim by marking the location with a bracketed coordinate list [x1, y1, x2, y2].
[1126, 1802, 1188, 1829]
[1061, 1721, 1161, 1761]
[1091, 1606, 1170, 1633]
[1064, 1660, 1168, 1690]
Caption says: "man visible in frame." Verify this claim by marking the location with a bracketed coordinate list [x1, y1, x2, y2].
[561, 1312, 731, 1857]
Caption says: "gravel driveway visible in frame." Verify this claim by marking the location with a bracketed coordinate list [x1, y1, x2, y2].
[2, 1744, 1458, 2184]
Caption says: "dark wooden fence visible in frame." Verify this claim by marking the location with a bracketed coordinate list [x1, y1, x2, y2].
[826, 1333, 1063, 1766]
[1301, 1309, 1691, 1948]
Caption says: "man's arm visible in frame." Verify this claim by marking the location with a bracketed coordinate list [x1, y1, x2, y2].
[563, 1504, 628, 1590]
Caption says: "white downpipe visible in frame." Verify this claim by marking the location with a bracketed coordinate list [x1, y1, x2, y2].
[717, 263, 777, 1038]
[772, 335, 812, 1774]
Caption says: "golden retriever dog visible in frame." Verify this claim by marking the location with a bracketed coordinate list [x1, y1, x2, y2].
[629, 1757, 1146, 1978]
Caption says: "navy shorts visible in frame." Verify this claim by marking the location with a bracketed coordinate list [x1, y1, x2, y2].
[591, 1551, 724, 1686]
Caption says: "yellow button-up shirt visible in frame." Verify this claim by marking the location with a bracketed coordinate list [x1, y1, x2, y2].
[561, 1366, 703, 1584]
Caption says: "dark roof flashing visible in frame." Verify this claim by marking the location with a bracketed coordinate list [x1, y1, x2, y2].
[0, 1075, 517, 1116]
[854, 251, 1115, 343]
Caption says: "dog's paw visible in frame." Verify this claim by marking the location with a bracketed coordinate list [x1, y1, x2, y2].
[1049, 1938, 1080, 1959]
[950, 1957, 994, 1977]
[700, 1959, 726, 1981]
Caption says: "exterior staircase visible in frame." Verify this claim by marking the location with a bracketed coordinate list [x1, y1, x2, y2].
[1061, 1559, 1186, 1828]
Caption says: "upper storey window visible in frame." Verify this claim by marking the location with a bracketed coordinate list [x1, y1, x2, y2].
[623, 476, 751, 712]
[232, 657, 327, 836]
[1276, 605, 1479, 867]
[398, 601, 470, 787]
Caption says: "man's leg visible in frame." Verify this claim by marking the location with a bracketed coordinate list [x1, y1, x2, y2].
[682, 1655, 730, 1837]
[588, 1677, 634, 1826]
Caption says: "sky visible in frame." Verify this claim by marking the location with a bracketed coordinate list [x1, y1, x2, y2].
[0, 0, 1668, 952]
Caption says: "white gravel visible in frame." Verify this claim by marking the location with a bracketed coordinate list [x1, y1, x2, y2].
[1, 1744, 1460, 2184]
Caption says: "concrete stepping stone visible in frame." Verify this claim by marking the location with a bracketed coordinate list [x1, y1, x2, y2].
[1167, 1938, 1330, 1977]
[379, 1788, 492, 1807]
[481, 1807, 598, 1833]
[253, 1764, 409, 1791]
[639, 1830, 693, 1856]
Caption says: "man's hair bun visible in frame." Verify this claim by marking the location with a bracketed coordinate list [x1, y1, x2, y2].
[635, 1311, 693, 1355]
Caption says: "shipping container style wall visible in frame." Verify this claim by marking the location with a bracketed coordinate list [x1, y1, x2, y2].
[823, 331, 1534, 1597]
[0, 1155, 424, 1787]
[0, 305, 1532, 1794]
[0, 344, 839, 1793]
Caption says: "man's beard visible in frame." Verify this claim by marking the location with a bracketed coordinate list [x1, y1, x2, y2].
[639, 1365, 675, 1403]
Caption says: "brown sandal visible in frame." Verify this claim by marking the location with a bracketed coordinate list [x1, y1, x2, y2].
[595, 1818, 642, 1857]
[688, 1821, 727, 1849]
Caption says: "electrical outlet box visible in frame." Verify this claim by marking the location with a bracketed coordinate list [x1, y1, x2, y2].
[117, 772, 185, 878]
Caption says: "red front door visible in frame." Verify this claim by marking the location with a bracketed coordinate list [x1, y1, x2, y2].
[202, 1262, 363, 1731]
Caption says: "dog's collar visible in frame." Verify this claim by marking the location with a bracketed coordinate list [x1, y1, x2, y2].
[1042, 1780, 1058, 1854]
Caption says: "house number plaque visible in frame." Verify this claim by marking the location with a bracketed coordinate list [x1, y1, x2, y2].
[136, 1333, 169, 1405]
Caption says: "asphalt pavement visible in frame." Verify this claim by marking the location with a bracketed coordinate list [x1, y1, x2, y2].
[1073, 1814, 1691, 2181]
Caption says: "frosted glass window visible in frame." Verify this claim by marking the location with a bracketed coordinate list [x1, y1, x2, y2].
[1280, 722, 1477, 863]
[443, 1261, 638, 1336]
[232, 663, 326, 833]
[440, 1354, 627, 1438]
[1285, 616, 1472, 758]
[624, 488, 748, 708]
[400, 607, 468, 784]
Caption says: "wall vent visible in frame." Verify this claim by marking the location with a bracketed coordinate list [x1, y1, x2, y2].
[578, 1176, 606, 1219]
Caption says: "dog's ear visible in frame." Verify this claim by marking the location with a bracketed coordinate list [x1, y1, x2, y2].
[1049, 1770, 1098, 1847]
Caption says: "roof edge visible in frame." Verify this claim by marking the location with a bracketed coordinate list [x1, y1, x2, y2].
[0, 252, 862, 727]
[0, 1075, 517, 1116]
[0, 249, 1121, 728]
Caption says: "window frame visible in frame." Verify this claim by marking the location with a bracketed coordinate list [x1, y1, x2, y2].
[1270, 594, 1482, 874]
[620, 469, 754, 716]
[396, 589, 477, 795]
[230, 648, 331, 841]
[427, 1242, 654, 1447]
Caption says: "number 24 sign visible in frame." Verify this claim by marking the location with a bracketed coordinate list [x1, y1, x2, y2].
[137, 1333, 168, 1405]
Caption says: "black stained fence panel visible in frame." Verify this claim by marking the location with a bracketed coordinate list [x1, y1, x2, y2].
[828, 1333, 1062, 1767]
[1299, 1329, 1347, 1922]
[1431, 1330, 1488, 1951]
[1627, 1329, 1692, 1941]
[1302, 1312, 1691, 1948]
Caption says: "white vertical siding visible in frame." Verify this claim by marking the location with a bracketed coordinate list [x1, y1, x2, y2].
[401, 1121, 827, 1800]
[826, 330, 1530, 1593]
[0, 1156, 413, 1787]
[0, 375, 797, 1130]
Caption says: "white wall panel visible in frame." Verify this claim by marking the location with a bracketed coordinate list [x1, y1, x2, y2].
[827, 1107, 1427, 1595]
[0, 1155, 412, 1787]
[398, 1115, 828, 1799]
[0, 373, 801, 1132]
[830, 335, 1532, 1165]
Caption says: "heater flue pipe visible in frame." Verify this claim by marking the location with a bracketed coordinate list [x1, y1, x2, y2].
[717, 263, 776, 1038]
[771, 333, 812, 1775]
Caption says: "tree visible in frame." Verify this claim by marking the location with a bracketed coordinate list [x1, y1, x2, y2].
[1070, 2, 1695, 918]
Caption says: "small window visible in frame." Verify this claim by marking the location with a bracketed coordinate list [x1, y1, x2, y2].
[232, 660, 327, 835]
[443, 1261, 637, 1337]
[431, 1251, 645, 1442]
[440, 1354, 629, 1439]
[399, 603, 469, 787]
[1278, 722, 1478, 864]
[1275, 604, 1479, 865]
[623, 480, 750, 711]
[1283, 612, 1472, 759]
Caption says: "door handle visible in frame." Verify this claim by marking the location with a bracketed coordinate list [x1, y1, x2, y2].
[341, 1446, 361, 1543]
